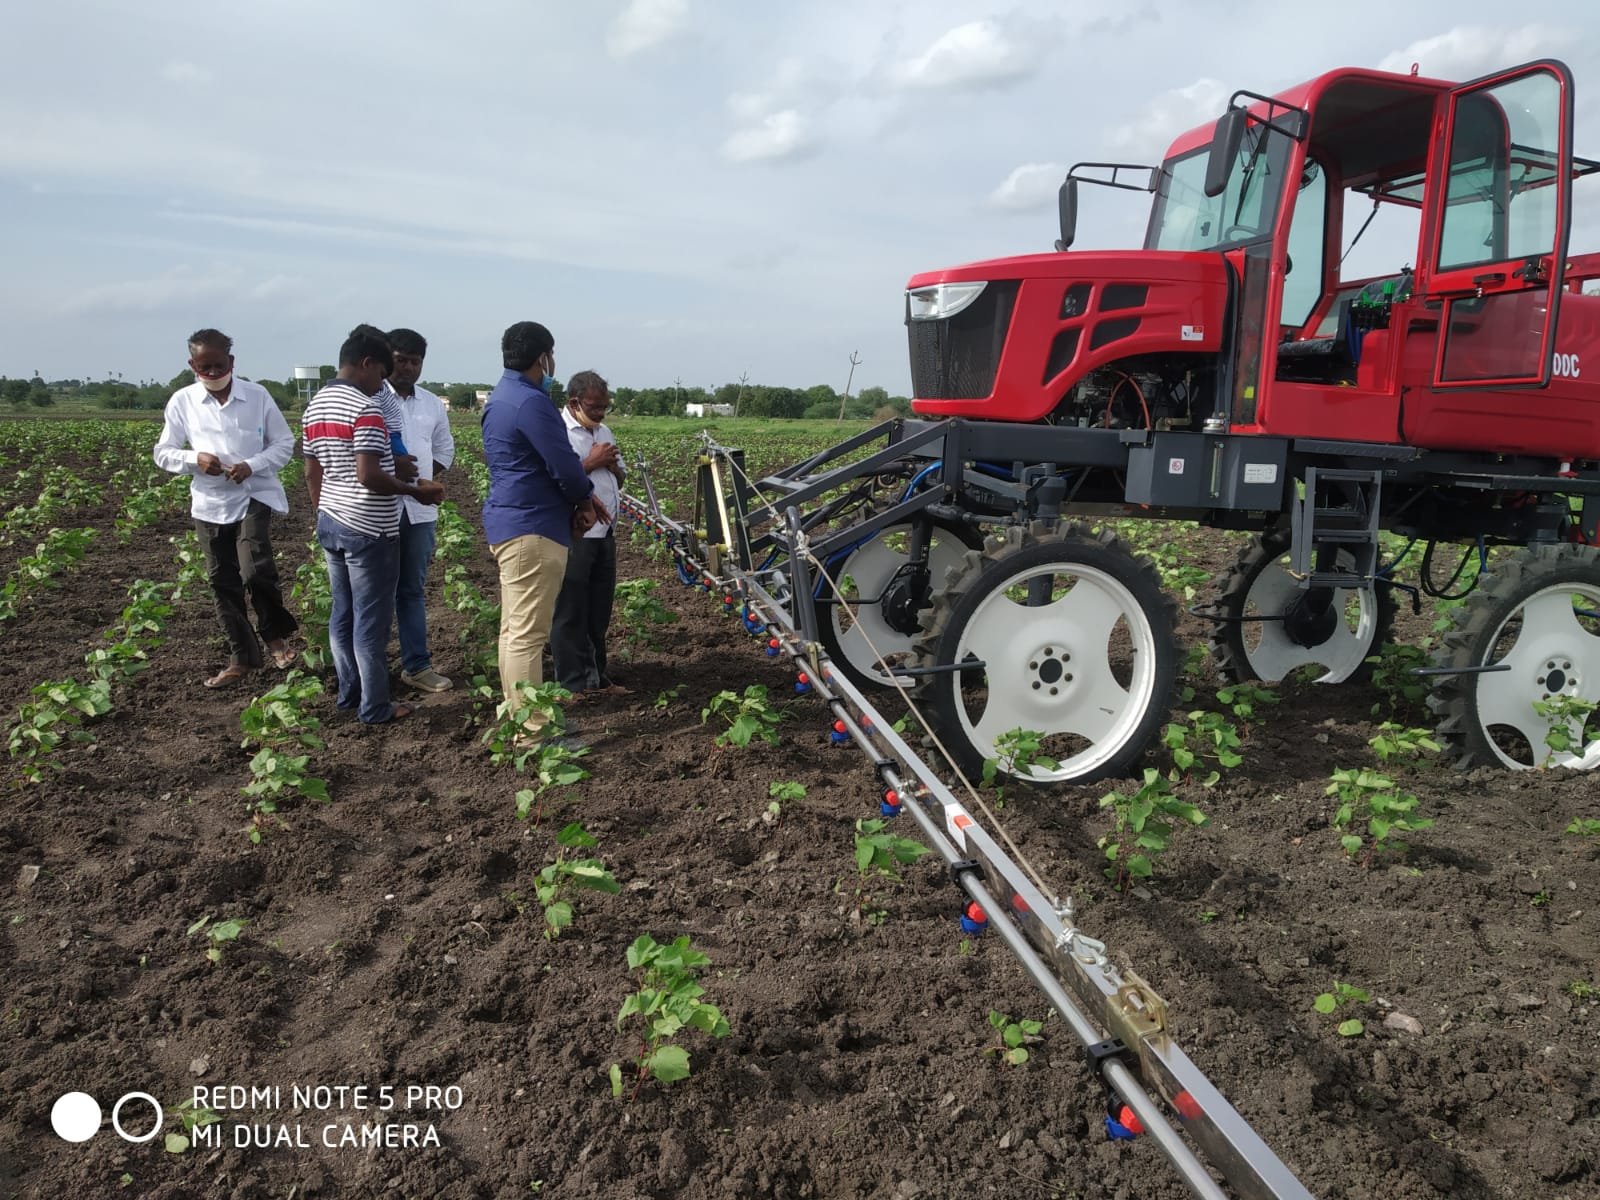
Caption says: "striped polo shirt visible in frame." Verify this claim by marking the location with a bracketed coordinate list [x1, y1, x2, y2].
[302, 382, 401, 537]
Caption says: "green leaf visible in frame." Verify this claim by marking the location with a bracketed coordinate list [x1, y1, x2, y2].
[543, 901, 573, 934]
[1126, 854, 1153, 878]
[1339, 835, 1363, 855]
[568, 863, 621, 894]
[1019, 1020, 1042, 1036]
[298, 776, 330, 802]
[164, 1132, 190, 1154]
[1005, 1047, 1029, 1066]
[646, 1044, 691, 1084]
[1313, 993, 1337, 1014]
[557, 821, 597, 848]
[1337, 1019, 1365, 1037]
[608, 1063, 623, 1098]
[1003, 1024, 1024, 1048]
[854, 838, 875, 873]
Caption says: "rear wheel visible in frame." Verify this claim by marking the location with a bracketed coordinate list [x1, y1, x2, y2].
[1429, 543, 1600, 770]
[913, 522, 1178, 785]
[815, 517, 982, 693]
[1209, 528, 1394, 684]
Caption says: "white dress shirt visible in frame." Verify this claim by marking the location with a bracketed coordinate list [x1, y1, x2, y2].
[561, 407, 620, 540]
[385, 381, 456, 525]
[153, 378, 294, 524]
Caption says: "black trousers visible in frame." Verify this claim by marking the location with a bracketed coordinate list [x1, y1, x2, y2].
[551, 532, 617, 692]
[195, 499, 299, 668]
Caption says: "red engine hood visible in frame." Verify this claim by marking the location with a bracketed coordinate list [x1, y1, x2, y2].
[906, 249, 1227, 290]
[906, 250, 1231, 423]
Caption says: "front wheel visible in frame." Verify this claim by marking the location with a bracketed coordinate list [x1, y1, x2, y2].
[913, 522, 1178, 785]
[1428, 543, 1600, 770]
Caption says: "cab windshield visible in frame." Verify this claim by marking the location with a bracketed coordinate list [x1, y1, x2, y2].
[1146, 125, 1293, 252]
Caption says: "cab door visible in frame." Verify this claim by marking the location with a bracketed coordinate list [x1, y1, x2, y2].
[1421, 60, 1573, 389]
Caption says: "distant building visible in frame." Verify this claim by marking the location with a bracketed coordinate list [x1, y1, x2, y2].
[685, 403, 735, 417]
[474, 390, 491, 407]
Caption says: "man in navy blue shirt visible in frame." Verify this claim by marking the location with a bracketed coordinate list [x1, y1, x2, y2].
[482, 321, 605, 741]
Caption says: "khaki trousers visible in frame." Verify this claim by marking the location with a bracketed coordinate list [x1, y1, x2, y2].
[490, 533, 569, 733]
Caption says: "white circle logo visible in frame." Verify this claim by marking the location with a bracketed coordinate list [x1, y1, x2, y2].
[111, 1092, 163, 1143]
[50, 1092, 103, 1143]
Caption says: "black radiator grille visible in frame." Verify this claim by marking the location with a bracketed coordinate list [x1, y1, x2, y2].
[906, 281, 1019, 399]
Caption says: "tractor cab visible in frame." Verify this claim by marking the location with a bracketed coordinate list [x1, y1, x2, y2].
[907, 59, 1600, 460]
[1160, 58, 1600, 455]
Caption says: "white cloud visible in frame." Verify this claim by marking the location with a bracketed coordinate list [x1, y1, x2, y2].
[721, 110, 815, 164]
[58, 266, 304, 316]
[893, 20, 1036, 91]
[607, 0, 689, 58]
[989, 162, 1066, 211]
[1378, 25, 1560, 81]
[1108, 77, 1228, 157]
[161, 61, 211, 85]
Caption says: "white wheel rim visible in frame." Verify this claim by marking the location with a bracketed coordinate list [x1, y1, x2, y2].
[952, 561, 1158, 781]
[1474, 582, 1600, 770]
[829, 527, 970, 687]
[1240, 553, 1376, 683]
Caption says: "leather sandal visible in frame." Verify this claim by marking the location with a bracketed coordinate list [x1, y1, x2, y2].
[204, 664, 251, 689]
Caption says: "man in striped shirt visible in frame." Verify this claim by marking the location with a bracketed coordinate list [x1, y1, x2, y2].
[302, 325, 445, 725]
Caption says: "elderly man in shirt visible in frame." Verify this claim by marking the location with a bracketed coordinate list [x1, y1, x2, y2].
[481, 321, 604, 742]
[551, 370, 629, 700]
[154, 327, 298, 689]
[381, 327, 456, 693]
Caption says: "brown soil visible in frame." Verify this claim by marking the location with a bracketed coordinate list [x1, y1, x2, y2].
[0, 481, 1597, 1200]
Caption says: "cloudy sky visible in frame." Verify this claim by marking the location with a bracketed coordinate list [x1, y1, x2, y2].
[1, 1, 1595, 394]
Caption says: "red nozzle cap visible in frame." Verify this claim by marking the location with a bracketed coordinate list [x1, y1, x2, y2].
[768, 638, 780, 649]
[1117, 1105, 1144, 1136]
[1011, 893, 1030, 914]
[833, 720, 847, 733]
[884, 789, 899, 805]
[797, 673, 809, 684]
[723, 595, 734, 604]
[1173, 1091, 1201, 1122]
[965, 901, 986, 923]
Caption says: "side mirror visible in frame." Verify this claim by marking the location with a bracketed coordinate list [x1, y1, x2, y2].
[1203, 107, 1248, 198]
[1054, 177, 1078, 252]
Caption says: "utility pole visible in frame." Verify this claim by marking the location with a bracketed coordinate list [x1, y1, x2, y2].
[735, 370, 749, 417]
[674, 376, 682, 413]
[838, 351, 861, 421]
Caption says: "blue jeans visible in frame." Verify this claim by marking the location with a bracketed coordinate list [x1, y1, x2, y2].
[395, 513, 437, 674]
[317, 512, 401, 724]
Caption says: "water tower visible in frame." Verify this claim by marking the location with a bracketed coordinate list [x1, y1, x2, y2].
[293, 366, 321, 407]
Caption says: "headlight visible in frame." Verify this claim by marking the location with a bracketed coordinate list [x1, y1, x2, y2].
[906, 281, 988, 321]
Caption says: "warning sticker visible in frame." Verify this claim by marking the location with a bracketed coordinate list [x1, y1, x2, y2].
[1168, 457, 1186, 475]
[1181, 324, 1205, 342]
[1242, 462, 1278, 485]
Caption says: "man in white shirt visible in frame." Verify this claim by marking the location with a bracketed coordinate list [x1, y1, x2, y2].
[153, 328, 298, 688]
[551, 370, 629, 699]
[384, 327, 457, 692]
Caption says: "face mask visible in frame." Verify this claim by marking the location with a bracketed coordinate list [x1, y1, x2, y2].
[540, 355, 556, 394]
[198, 371, 233, 393]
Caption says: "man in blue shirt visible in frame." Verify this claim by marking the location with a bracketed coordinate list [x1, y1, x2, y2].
[482, 321, 604, 741]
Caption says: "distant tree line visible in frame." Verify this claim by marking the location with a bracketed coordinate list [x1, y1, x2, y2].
[6, 370, 913, 421]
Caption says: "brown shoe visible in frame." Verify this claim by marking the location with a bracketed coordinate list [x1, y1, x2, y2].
[204, 664, 251, 689]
